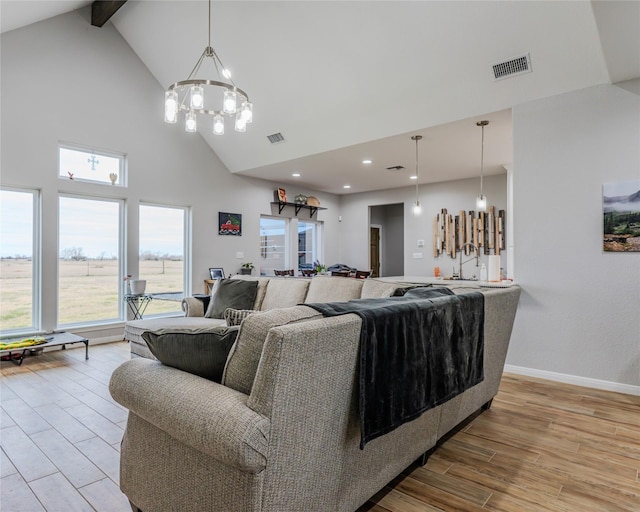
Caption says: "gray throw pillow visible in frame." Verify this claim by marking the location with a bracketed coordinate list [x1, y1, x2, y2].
[224, 308, 258, 326]
[142, 326, 240, 382]
[205, 278, 259, 319]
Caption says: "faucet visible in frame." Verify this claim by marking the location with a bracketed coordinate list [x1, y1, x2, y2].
[458, 243, 479, 279]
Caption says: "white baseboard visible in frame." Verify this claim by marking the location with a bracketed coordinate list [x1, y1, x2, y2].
[504, 364, 640, 396]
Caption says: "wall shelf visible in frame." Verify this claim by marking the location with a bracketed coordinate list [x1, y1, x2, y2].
[271, 201, 327, 218]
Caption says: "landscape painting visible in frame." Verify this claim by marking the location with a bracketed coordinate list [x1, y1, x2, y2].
[603, 180, 640, 252]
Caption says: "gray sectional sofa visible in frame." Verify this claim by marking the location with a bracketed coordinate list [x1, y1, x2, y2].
[110, 277, 521, 512]
[124, 275, 405, 359]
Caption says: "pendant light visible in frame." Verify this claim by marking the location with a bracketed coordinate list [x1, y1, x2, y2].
[411, 135, 423, 216]
[476, 120, 489, 212]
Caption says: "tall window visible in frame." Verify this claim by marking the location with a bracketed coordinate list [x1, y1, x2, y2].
[58, 196, 122, 326]
[139, 204, 187, 316]
[0, 189, 38, 333]
[260, 217, 289, 276]
[58, 143, 125, 186]
[298, 220, 322, 270]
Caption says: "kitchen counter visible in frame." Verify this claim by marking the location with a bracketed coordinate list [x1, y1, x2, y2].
[377, 276, 516, 288]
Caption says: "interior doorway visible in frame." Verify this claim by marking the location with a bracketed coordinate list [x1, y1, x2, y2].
[369, 204, 404, 277]
[370, 225, 381, 277]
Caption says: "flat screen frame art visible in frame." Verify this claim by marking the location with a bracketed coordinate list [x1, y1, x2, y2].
[603, 180, 640, 252]
[218, 212, 242, 236]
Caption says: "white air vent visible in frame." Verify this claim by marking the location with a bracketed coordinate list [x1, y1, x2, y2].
[267, 132, 286, 144]
[386, 165, 405, 171]
[492, 53, 532, 80]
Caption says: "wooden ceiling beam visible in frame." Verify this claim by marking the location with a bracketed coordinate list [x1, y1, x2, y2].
[91, 0, 128, 27]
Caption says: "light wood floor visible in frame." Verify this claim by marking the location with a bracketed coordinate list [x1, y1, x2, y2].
[2, 342, 639, 512]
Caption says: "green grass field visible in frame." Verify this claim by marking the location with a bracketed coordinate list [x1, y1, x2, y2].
[0, 259, 184, 330]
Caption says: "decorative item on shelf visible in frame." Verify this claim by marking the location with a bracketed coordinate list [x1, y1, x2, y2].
[432, 206, 505, 259]
[240, 262, 254, 275]
[410, 135, 423, 216]
[275, 188, 287, 203]
[163, 0, 253, 135]
[109, 172, 118, 185]
[306, 196, 320, 207]
[294, 194, 308, 204]
[218, 212, 242, 236]
[68, 171, 74, 180]
[314, 260, 327, 275]
[130, 279, 147, 295]
[476, 120, 489, 212]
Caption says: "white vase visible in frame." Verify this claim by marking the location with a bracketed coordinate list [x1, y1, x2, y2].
[130, 279, 146, 295]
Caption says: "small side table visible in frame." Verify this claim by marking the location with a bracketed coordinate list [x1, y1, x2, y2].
[124, 294, 153, 320]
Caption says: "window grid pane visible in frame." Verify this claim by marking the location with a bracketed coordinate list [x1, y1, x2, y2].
[260, 217, 288, 276]
[59, 145, 124, 185]
[139, 204, 185, 316]
[58, 196, 121, 326]
[0, 189, 36, 332]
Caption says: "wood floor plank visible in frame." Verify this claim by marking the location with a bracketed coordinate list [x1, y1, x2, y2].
[0, 425, 57, 482]
[33, 403, 96, 444]
[75, 436, 121, 484]
[0, 448, 18, 478]
[2, 398, 53, 435]
[30, 429, 105, 488]
[29, 472, 94, 511]
[0, 472, 46, 512]
[78, 477, 132, 512]
[64, 403, 124, 446]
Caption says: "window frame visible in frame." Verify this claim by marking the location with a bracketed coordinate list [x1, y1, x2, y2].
[0, 187, 41, 335]
[58, 142, 127, 187]
[138, 202, 191, 317]
[57, 193, 125, 328]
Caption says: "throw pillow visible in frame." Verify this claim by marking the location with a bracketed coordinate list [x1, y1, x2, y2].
[142, 326, 240, 382]
[224, 308, 258, 326]
[205, 278, 258, 319]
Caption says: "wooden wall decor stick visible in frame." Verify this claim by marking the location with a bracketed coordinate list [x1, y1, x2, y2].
[451, 215, 457, 258]
[445, 213, 451, 256]
[467, 211, 474, 251]
[488, 206, 495, 250]
[494, 213, 501, 255]
[499, 209, 506, 250]
[459, 210, 467, 253]
[433, 217, 439, 257]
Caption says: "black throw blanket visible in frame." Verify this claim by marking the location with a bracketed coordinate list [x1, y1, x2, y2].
[307, 287, 485, 448]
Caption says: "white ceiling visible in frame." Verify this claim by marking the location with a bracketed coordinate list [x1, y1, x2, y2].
[2, 1, 638, 195]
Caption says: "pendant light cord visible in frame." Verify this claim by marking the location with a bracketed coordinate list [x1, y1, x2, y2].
[480, 123, 485, 197]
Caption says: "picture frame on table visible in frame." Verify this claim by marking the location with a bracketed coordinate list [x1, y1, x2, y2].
[209, 268, 225, 280]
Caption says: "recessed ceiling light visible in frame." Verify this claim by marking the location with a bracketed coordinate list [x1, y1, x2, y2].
[292, 173, 301, 177]
[362, 159, 372, 164]
[410, 175, 418, 180]
[343, 185, 351, 189]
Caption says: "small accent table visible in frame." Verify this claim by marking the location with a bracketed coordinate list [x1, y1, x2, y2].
[124, 294, 153, 320]
[0, 332, 89, 366]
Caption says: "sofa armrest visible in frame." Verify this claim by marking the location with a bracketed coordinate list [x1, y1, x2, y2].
[109, 358, 269, 473]
[181, 296, 206, 317]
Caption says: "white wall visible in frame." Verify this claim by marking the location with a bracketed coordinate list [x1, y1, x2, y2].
[0, 9, 339, 338]
[339, 175, 507, 277]
[510, 83, 640, 389]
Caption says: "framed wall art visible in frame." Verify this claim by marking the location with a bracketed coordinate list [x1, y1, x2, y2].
[603, 180, 640, 252]
[218, 212, 242, 236]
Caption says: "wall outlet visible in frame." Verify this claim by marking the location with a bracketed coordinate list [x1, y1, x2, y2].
[412, 252, 423, 259]
[417, 239, 425, 247]
[236, 251, 244, 259]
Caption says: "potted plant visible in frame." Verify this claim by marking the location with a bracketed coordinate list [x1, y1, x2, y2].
[240, 262, 255, 275]
[314, 260, 327, 275]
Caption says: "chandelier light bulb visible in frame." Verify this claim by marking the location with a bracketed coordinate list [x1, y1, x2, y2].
[240, 101, 253, 123]
[413, 201, 422, 216]
[190, 85, 204, 109]
[164, 90, 178, 123]
[223, 90, 237, 114]
[235, 112, 246, 132]
[185, 111, 197, 132]
[213, 114, 224, 135]
[476, 194, 487, 212]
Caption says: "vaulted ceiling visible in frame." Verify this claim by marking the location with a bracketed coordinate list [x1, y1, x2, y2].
[2, 1, 638, 195]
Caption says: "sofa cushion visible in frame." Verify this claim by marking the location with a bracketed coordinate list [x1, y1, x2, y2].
[360, 279, 401, 299]
[223, 306, 323, 394]
[205, 279, 259, 319]
[260, 278, 310, 311]
[142, 326, 240, 382]
[224, 308, 259, 326]
[304, 276, 364, 303]
[124, 316, 227, 345]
